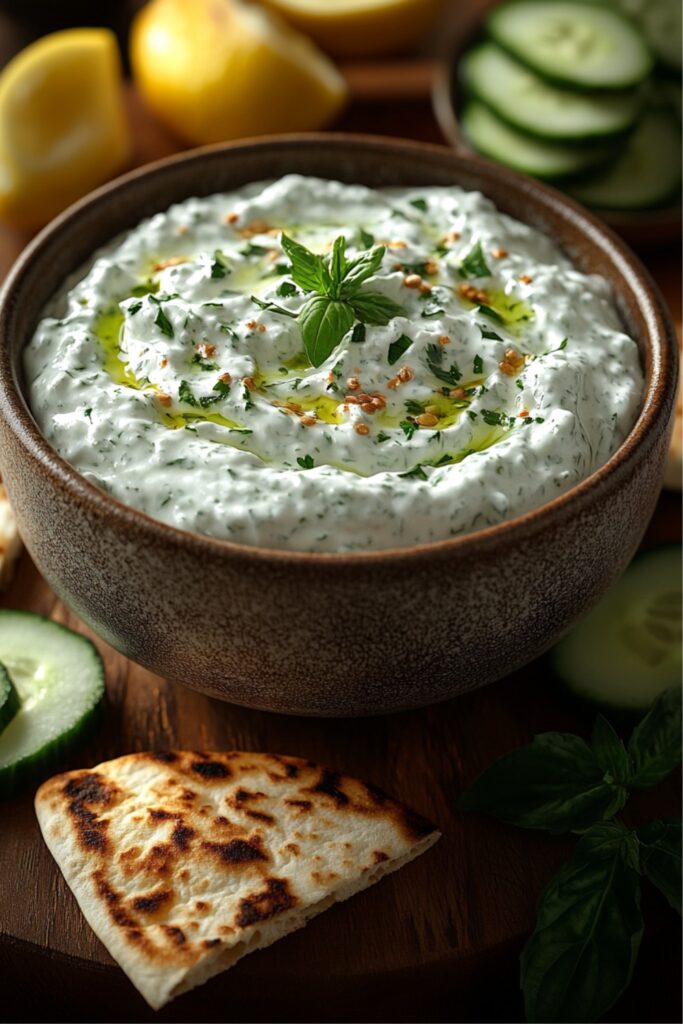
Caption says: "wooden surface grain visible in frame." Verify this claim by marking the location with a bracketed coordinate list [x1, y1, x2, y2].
[0, 28, 681, 1024]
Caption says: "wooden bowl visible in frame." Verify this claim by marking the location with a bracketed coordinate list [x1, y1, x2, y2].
[431, 15, 683, 249]
[0, 134, 676, 716]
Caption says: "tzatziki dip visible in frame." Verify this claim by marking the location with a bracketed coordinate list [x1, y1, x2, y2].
[24, 175, 643, 552]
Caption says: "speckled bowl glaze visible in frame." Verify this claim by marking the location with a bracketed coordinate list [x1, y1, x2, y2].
[0, 135, 677, 716]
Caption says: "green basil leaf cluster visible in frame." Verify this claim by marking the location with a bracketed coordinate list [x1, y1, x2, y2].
[280, 233, 405, 367]
[460, 687, 681, 833]
[459, 687, 682, 1023]
[521, 821, 643, 1024]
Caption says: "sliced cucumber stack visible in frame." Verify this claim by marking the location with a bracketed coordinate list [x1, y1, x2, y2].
[456, 0, 681, 213]
[0, 611, 105, 798]
[568, 107, 682, 210]
[462, 42, 641, 141]
[462, 100, 612, 179]
[551, 545, 682, 712]
[0, 662, 20, 733]
[488, 0, 653, 90]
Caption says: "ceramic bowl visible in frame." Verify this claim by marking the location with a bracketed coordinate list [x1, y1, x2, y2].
[0, 135, 677, 716]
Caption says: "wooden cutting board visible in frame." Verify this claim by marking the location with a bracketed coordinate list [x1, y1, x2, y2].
[0, 67, 681, 1024]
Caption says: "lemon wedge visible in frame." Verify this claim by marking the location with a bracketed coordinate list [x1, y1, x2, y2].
[0, 29, 131, 230]
[130, 0, 348, 146]
[261, 0, 444, 58]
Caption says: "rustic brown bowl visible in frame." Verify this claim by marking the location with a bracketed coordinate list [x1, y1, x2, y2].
[0, 135, 677, 716]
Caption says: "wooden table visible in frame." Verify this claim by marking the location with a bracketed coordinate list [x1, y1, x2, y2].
[0, 40, 681, 1024]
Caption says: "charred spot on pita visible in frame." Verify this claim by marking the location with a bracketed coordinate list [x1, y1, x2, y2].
[365, 782, 388, 805]
[203, 938, 221, 949]
[236, 878, 296, 927]
[310, 769, 349, 806]
[246, 810, 275, 824]
[285, 798, 312, 812]
[132, 890, 172, 914]
[163, 925, 187, 946]
[64, 773, 114, 852]
[93, 872, 137, 928]
[148, 751, 178, 763]
[190, 759, 231, 780]
[373, 850, 389, 864]
[149, 808, 179, 821]
[399, 806, 438, 841]
[202, 838, 267, 864]
[171, 824, 196, 851]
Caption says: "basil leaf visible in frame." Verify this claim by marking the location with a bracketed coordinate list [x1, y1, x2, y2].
[592, 715, 630, 784]
[350, 292, 404, 325]
[521, 821, 643, 1024]
[329, 235, 347, 288]
[628, 687, 682, 789]
[299, 296, 354, 368]
[250, 295, 297, 318]
[340, 246, 386, 296]
[460, 241, 491, 279]
[459, 732, 628, 834]
[637, 818, 682, 915]
[359, 228, 374, 249]
[280, 233, 330, 294]
[388, 334, 413, 366]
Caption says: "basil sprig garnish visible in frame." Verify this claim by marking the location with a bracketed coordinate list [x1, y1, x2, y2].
[521, 821, 644, 1024]
[460, 687, 682, 1023]
[279, 233, 404, 367]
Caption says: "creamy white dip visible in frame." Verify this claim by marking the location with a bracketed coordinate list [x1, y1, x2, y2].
[24, 175, 643, 552]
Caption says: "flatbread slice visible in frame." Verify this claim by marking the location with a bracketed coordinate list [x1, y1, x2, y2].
[35, 751, 440, 1010]
[0, 484, 22, 591]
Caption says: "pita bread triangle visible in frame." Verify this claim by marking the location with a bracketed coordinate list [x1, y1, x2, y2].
[35, 750, 440, 1009]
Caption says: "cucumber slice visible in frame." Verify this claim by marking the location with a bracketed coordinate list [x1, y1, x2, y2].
[568, 107, 682, 209]
[488, 1, 654, 90]
[0, 662, 20, 734]
[551, 545, 682, 712]
[462, 42, 641, 141]
[608, 0, 682, 74]
[461, 99, 612, 179]
[0, 611, 105, 798]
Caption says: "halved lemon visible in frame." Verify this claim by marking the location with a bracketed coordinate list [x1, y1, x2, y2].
[130, 0, 348, 146]
[261, 0, 445, 58]
[0, 29, 131, 230]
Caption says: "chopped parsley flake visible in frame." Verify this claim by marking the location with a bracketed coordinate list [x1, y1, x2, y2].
[426, 342, 461, 386]
[409, 197, 428, 212]
[297, 454, 315, 470]
[351, 322, 366, 344]
[210, 250, 230, 278]
[460, 241, 491, 279]
[399, 463, 428, 480]
[388, 334, 413, 366]
[400, 420, 417, 440]
[154, 306, 174, 338]
[276, 281, 297, 298]
[473, 354, 483, 375]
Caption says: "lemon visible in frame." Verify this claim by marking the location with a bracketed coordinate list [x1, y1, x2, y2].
[261, 0, 444, 58]
[130, 0, 348, 146]
[0, 29, 131, 230]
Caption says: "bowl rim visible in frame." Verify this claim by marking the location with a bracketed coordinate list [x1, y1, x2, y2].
[0, 131, 677, 567]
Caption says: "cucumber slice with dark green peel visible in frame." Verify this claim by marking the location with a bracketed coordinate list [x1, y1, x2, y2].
[0, 611, 105, 799]
[551, 545, 682, 712]
[488, 0, 653, 90]
[609, 0, 682, 74]
[0, 662, 20, 734]
[462, 42, 641, 141]
[568, 107, 682, 209]
[461, 99, 613, 179]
